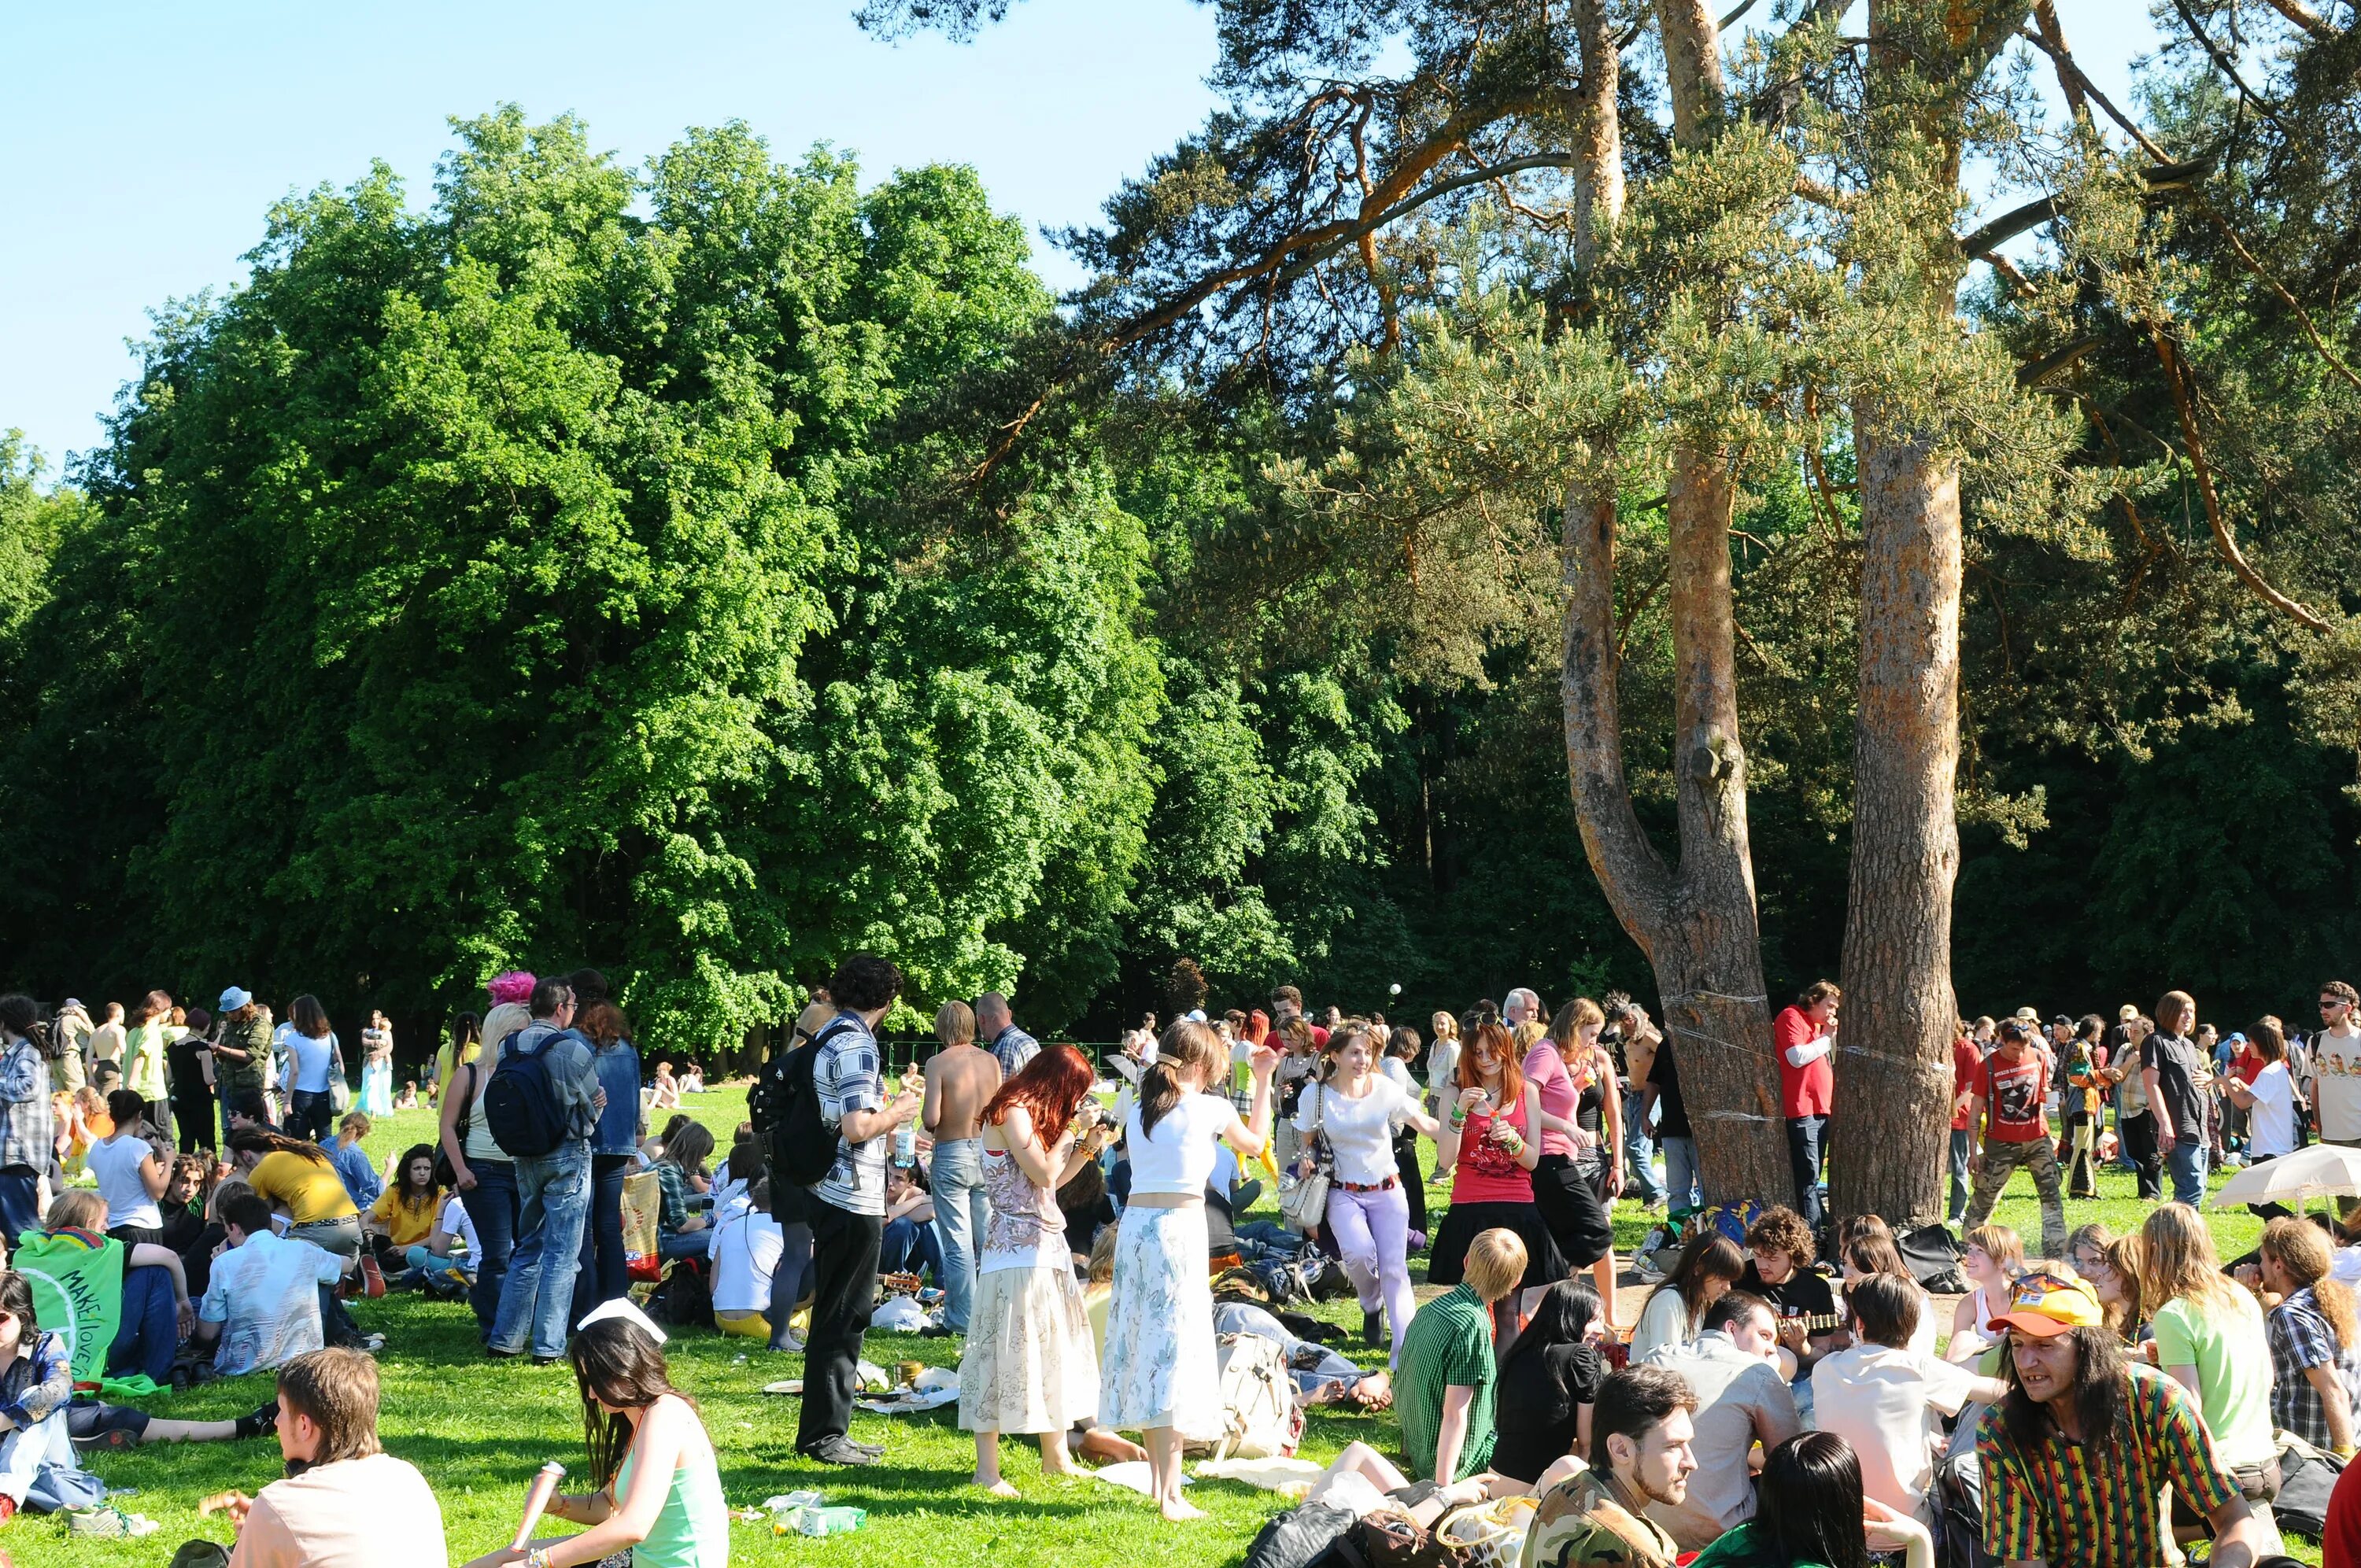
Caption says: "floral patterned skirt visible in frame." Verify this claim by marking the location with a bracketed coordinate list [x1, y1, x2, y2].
[1099, 1202, 1220, 1437]
[957, 1264, 1099, 1434]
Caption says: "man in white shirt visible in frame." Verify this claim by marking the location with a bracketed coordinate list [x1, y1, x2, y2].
[1637, 1290, 1802, 1549]
[195, 1190, 346, 1378]
[1809, 1275, 2005, 1522]
[2313, 980, 2361, 1146]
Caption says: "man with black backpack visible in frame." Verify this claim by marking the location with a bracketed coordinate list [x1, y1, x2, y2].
[795, 954, 919, 1467]
[485, 976, 604, 1365]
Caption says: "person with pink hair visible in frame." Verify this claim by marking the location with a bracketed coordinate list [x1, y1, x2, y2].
[487, 972, 537, 1008]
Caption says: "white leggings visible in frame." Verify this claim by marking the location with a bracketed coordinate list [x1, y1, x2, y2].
[1323, 1180, 1414, 1363]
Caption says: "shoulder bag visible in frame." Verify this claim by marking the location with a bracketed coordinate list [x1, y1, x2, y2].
[1280, 1083, 1332, 1234]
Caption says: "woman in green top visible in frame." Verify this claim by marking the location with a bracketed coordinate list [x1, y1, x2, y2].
[2136, 1204, 2278, 1477]
[1687, 1433, 1931, 1568]
[466, 1310, 729, 1568]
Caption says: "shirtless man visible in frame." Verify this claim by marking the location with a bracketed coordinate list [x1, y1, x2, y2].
[923, 1001, 1003, 1337]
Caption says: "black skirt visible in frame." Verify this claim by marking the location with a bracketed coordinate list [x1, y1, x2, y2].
[1427, 1199, 1566, 1291]
[1532, 1153, 1614, 1267]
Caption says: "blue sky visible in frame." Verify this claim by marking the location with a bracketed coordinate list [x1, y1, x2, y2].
[2, 0, 2165, 475]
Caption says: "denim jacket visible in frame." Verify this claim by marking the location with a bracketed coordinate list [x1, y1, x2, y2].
[591, 1040, 644, 1157]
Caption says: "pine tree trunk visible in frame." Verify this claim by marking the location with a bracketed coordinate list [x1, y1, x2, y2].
[1831, 418, 1963, 1227]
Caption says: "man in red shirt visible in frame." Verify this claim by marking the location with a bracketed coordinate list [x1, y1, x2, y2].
[1772, 980, 1839, 1230]
[1961, 1020, 2067, 1257]
[1949, 1028, 1983, 1227]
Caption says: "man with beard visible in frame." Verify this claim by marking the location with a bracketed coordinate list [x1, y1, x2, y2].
[1522, 1367, 1697, 1568]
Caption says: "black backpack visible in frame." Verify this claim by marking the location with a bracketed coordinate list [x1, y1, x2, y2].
[759, 1017, 858, 1190]
[483, 1027, 570, 1158]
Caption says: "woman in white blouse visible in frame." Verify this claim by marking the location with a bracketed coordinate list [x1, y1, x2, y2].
[1293, 1021, 1442, 1363]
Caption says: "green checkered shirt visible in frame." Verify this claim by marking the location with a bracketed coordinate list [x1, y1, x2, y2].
[1398, 1283, 1497, 1481]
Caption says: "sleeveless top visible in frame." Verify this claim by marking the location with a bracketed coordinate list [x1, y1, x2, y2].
[980, 1142, 1069, 1273]
[1450, 1091, 1536, 1205]
[613, 1408, 730, 1568]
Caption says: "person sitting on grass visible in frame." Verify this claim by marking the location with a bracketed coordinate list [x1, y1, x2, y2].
[215, 1347, 447, 1566]
[85, 1089, 172, 1247]
[405, 1187, 480, 1298]
[365, 1144, 444, 1275]
[0, 1268, 75, 1526]
[192, 1188, 347, 1378]
[321, 1111, 383, 1210]
[1491, 1279, 1607, 1487]
[16, 1189, 194, 1386]
[1629, 1230, 1746, 1363]
[652, 1120, 714, 1262]
[1397, 1226, 1526, 1489]
[878, 1164, 942, 1282]
[1685, 1431, 1933, 1568]
[1808, 1275, 2005, 1525]
[1520, 1366, 1697, 1568]
[1638, 1290, 1802, 1551]
[2249, 1216, 2361, 1457]
[709, 1171, 782, 1339]
[463, 1305, 726, 1568]
[1946, 1223, 2025, 1366]
[1974, 1270, 2264, 1568]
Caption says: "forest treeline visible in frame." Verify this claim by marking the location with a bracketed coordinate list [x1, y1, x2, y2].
[2, 2, 2359, 1121]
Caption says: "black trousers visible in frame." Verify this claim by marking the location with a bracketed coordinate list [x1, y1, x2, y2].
[2121, 1109, 2163, 1200]
[797, 1198, 882, 1451]
[1393, 1127, 1428, 1235]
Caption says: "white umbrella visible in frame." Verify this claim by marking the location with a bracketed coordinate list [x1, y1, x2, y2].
[2211, 1144, 2361, 1208]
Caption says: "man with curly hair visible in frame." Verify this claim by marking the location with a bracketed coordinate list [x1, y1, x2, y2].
[1739, 1205, 1840, 1379]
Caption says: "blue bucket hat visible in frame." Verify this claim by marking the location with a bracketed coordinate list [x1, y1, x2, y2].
[217, 986, 253, 1012]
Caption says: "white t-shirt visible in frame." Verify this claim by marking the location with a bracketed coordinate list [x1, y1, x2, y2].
[1294, 1076, 1413, 1184]
[1628, 1285, 1694, 1364]
[710, 1201, 784, 1314]
[1126, 1091, 1242, 1197]
[2248, 1060, 2299, 1157]
[1808, 1343, 1981, 1521]
[1425, 1039, 1461, 1104]
[433, 1193, 480, 1270]
[2315, 1027, 2361, 1142]
[88, 1133, 164, 1231]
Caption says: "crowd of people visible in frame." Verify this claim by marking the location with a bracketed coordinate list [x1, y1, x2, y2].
[7, 963, 2361, 1568]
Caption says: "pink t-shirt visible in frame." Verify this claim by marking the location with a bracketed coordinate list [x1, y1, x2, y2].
[1523, 1042, 1576, 1160]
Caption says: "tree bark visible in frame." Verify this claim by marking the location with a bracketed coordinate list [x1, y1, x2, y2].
[1832, 416, 1962, 1227]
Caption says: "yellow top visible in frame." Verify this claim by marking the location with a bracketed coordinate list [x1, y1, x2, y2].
[369, 1186, 439, 1248]
[250, 1149, 358, 1224]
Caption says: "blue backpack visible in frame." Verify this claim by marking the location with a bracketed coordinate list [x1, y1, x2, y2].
[484, 1026, 571, 1157]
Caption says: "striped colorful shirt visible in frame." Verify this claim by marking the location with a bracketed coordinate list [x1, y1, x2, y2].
[1975, 1364, 2239, 1568]
[1398, 1283, 1497, 1481]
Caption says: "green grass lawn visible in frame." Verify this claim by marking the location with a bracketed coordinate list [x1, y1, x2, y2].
[9, 1092, 2309, 1566]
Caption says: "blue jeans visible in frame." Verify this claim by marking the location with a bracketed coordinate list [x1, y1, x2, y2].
[880, 1215, 943, 1282]
[287, 1088, 334, 1144]
[108, 1264, 179, 1384]
[571, 1153, 631, 1329]
[659, 1228, 710, 1260]
[0, 1168, 40, 1248]
[2167, 1135, 2208, 1208]
[493, 1142, 592, 1357]
[1949, 1127, 1975, 1224]
[929, 1138, 987, 1330]
[1661, 1135, 1701, 1216]
[465, 1159, 521, 1341]
[1621, 1090, 1665, 1204]
[1786, 1114, 1828, 1229]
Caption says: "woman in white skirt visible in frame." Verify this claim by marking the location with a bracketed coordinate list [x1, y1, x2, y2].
[1103, 1017, 1277, 1520]
[959, 1043, 1113, 1496]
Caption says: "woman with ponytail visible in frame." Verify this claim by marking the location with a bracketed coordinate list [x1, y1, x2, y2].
[2259, 1216, 2361, 1455]
[1103, 1018, 1279, 1520]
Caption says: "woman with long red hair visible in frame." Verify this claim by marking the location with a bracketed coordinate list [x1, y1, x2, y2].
[957, 1043, 1114, 1497]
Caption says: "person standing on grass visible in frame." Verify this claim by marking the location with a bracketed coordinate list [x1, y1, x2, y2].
[2060, 1016, 2108, 1199]
[1532, 999, 1623, 1326]
[1947, 1022, 1983, 1224]
[2143, 991, 2211, 1208]
[798, 955, 921, 1468]
[124, 990, 172, 1136]
[1295, 1021, 1441, 1360]
[2314, 980, 2361, 1147]
[0, 996, 54, 1247]
[1102, 1018, 1278, 1518]
[280, 995, 345, 1146]
[442, 999, 530, 1343]
[977, 992, 1038, 1077]
[1772, 981, 1839, 1230]
[489, 977, 603, 1365]
[169, 1004, 217, 1154]
[1960, 1019, 2068, 1260]
[923, 999, 1002, 1338]
[87, 1000, 127, 1081]
[959, 1044, 1107, 1497]
[210, 988, 273, 1143]
[574, 996, 644, 1329]
[48, 998, 91, 1096]
[1429, 1019, 1558, 1313]
[2224, 1020, 2301, 1219]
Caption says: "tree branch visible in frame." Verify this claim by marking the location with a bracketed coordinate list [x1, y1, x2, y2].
[2013, 26, 2173, 161]
[2150, 328, 2332, 630]
[2258, 0, 2339, 40]
[2199, 205, 2361, 395]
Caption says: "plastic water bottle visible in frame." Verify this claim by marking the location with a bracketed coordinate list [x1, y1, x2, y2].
[894, 1121, 916, 1166]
